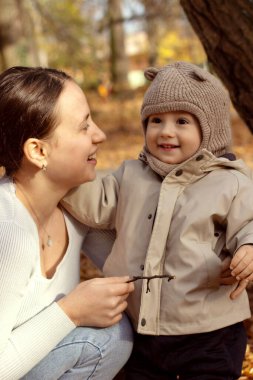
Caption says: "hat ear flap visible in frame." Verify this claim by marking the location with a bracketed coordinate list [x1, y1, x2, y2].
[144, 67, 159, 81]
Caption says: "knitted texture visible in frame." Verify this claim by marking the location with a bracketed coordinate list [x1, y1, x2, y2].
[141, 61, 232, 157]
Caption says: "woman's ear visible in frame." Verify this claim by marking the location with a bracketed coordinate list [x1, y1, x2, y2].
[23, 138, 48, 170]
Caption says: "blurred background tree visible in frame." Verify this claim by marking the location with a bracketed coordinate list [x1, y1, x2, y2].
[107, 0, 129, 92]
[0, 0, 42, 70]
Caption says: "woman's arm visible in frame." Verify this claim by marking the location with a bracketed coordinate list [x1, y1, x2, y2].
[0, 224, 75, 379]
[0, 222, 134, 379]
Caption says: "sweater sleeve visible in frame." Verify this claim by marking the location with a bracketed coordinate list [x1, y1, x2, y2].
[61, 167, 123, 229]
[225, 172, 253, 253]
[0, 223, 75, 380]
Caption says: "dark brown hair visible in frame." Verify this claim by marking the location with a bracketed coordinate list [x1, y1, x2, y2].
[0, 66, 72, 176]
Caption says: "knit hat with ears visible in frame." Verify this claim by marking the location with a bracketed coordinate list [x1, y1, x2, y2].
[141, 61, 232, 157]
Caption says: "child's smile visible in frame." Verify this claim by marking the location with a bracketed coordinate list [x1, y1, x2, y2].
[158, 143, 180, 151]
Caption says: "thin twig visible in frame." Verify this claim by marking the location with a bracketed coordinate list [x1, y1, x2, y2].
[127, 274, 175, 293]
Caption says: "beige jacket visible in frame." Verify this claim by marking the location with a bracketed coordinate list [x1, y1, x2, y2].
[63, 150, 253, 335]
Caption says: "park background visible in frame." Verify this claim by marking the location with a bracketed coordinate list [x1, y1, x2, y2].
[1, 1, 253, 378]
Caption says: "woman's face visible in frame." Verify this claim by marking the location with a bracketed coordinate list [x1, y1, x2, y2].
[45, 80, 106, 189]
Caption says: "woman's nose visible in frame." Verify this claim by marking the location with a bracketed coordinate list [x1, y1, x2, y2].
[91, 122, 106, 144]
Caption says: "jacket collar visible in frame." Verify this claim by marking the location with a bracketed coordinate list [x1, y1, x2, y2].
[140, 148, 252, 182]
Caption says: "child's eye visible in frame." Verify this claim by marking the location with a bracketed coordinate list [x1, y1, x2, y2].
[177, 118, 189, 125]
[150, 117, 162, 124]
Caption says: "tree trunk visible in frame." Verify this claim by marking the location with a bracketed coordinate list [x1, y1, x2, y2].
[107, 0, 129, 93]
[0, 0, 42, 70]
[141, 0, 159, 66]
[141, 0, 176, 67]
[180, 0, 253, 133]
[0, 0, 19, 70]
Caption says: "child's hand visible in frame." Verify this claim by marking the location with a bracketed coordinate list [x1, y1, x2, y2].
[220, 257, 236, 285]
[220, 256, 249, 300]
[229, 279, 249, 300]
[226, 244, 253, 300]
[230, 244, 253, 281]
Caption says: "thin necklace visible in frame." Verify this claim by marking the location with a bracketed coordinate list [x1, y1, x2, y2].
[14, 180, 53, 250]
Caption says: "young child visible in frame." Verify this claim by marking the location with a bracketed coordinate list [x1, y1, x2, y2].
[62, 62, 253, 379]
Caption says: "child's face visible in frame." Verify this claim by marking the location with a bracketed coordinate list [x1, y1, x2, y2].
[146, 111, 202, 164]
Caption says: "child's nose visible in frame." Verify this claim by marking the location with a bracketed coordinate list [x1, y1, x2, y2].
[160, 121, 176, 137]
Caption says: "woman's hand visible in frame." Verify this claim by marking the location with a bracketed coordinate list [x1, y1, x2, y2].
[57, 276, 134, 327]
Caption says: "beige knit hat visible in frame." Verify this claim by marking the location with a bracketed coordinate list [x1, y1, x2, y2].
[141, 61, 232, 157]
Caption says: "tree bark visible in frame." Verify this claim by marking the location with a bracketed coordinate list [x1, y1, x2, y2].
[180, 0, 253, 133]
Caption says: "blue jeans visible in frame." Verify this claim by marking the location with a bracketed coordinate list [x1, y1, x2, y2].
[22, 314, 133, 380]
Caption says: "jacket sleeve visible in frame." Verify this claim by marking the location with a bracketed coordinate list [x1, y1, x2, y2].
[225, 171, 253, 253]
[0, 223, 75, 380]
[82, 228, 116, 270]
[61, 165, 124, 229]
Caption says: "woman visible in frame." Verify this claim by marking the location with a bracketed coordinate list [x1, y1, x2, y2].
[0, 66, 134, 379]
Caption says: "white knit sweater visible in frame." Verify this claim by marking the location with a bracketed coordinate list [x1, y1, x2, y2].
[0, 177, 88, 379]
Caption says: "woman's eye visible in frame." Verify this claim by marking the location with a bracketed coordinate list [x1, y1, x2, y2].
[82, 123, 90, 131]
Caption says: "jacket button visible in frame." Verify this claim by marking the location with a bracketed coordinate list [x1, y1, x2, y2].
[175, 169, 183, 176]
[140, 264, 144, 270]
[214, 232, 219, 237]
[141, 318, 146, 326]
[148, 214, 152, 219]
[196, 155, 204, 161]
